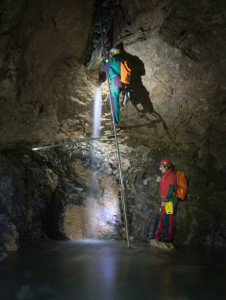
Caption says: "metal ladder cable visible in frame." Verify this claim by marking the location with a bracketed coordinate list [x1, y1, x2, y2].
[99, 20, 130, 247]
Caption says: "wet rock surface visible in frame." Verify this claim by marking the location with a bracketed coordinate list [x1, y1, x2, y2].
[0, 145, 123, 253]
[1, 141, 225, 254]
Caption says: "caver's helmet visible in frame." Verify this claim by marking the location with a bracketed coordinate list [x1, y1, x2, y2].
[159, 158, 172, 167]
[109, 48, 120, 55]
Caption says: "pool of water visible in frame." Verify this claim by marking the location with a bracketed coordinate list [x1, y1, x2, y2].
[0, 240, 225, 300]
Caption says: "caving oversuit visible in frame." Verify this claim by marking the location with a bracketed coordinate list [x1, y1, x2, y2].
[101, 54, 123, 123]
[153, 168, 177, 241]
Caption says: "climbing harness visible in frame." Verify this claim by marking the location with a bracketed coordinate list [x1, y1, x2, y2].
[100, 20, 130, 247]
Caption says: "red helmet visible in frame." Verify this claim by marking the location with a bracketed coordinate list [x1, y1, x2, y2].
[160, 158, 171, 167]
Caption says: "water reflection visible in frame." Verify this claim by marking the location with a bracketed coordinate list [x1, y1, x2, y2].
[0, 241, 225, 300]
[83, 244, 117, 300]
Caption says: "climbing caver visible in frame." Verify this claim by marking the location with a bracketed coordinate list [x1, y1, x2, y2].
[101, 48, 131, 124]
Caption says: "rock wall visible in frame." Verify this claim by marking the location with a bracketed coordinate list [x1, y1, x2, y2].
[115, 0, 225, 150]
[110, 0, 226, 245]
[0, 144, 123, 254]
[0, 0, 95, 150]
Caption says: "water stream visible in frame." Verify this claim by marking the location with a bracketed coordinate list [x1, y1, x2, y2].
[0, 240, 225, 300]
[87, 85, 103, 237]
[92, 85, 102, 139]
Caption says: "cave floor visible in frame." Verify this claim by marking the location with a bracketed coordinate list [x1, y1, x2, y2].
[0, 240, 225, 300]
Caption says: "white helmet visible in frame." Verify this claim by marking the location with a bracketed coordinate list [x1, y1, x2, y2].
[109, 48, 119, 54]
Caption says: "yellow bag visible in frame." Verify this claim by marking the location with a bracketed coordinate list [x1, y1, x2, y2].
[165, 201, 173, 214]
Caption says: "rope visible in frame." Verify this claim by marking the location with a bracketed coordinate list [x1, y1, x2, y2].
[100, 20, 130, 247]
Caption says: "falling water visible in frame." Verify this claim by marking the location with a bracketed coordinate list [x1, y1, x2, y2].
[91, 84, 102, 193]
[87, 86, 120, 239]
[88, 85, 103, 237]
[91, 85, 102, 173]
[93, 85, 102, 138]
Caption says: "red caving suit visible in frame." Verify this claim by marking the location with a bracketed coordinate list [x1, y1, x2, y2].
[155, 169, 177, 241]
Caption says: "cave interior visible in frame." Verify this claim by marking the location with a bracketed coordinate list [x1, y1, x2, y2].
[0, 0, 226, 255]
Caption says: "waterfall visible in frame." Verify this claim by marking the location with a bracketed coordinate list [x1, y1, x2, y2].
[88, 85, 103, 237]
[91, 85, 102, 175]
[86, 85, 121, 240]
[93, 85, 102, 138]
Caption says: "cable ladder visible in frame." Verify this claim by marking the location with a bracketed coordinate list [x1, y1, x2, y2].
[99, 21, 130, 247]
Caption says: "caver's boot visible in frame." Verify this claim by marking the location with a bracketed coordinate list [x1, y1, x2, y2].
[149, 239, 159, 246]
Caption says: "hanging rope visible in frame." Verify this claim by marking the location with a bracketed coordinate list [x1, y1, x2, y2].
[100, 20, 130, 247]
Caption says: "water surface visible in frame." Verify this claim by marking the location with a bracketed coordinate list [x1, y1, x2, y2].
[0, 240, 225, 300]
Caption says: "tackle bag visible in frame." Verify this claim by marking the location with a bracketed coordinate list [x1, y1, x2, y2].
[166, 201, 174, 215]
[120, 60, 131, 84]
[176, 171, 188, 200]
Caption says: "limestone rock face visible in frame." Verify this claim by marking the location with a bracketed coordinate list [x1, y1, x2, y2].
[0, 0, 95, 150]
[62, 159, 121, 240]
[116, 0, 225, 152]
[63, 204, 87, 240]
[110, 0, 225, 246]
